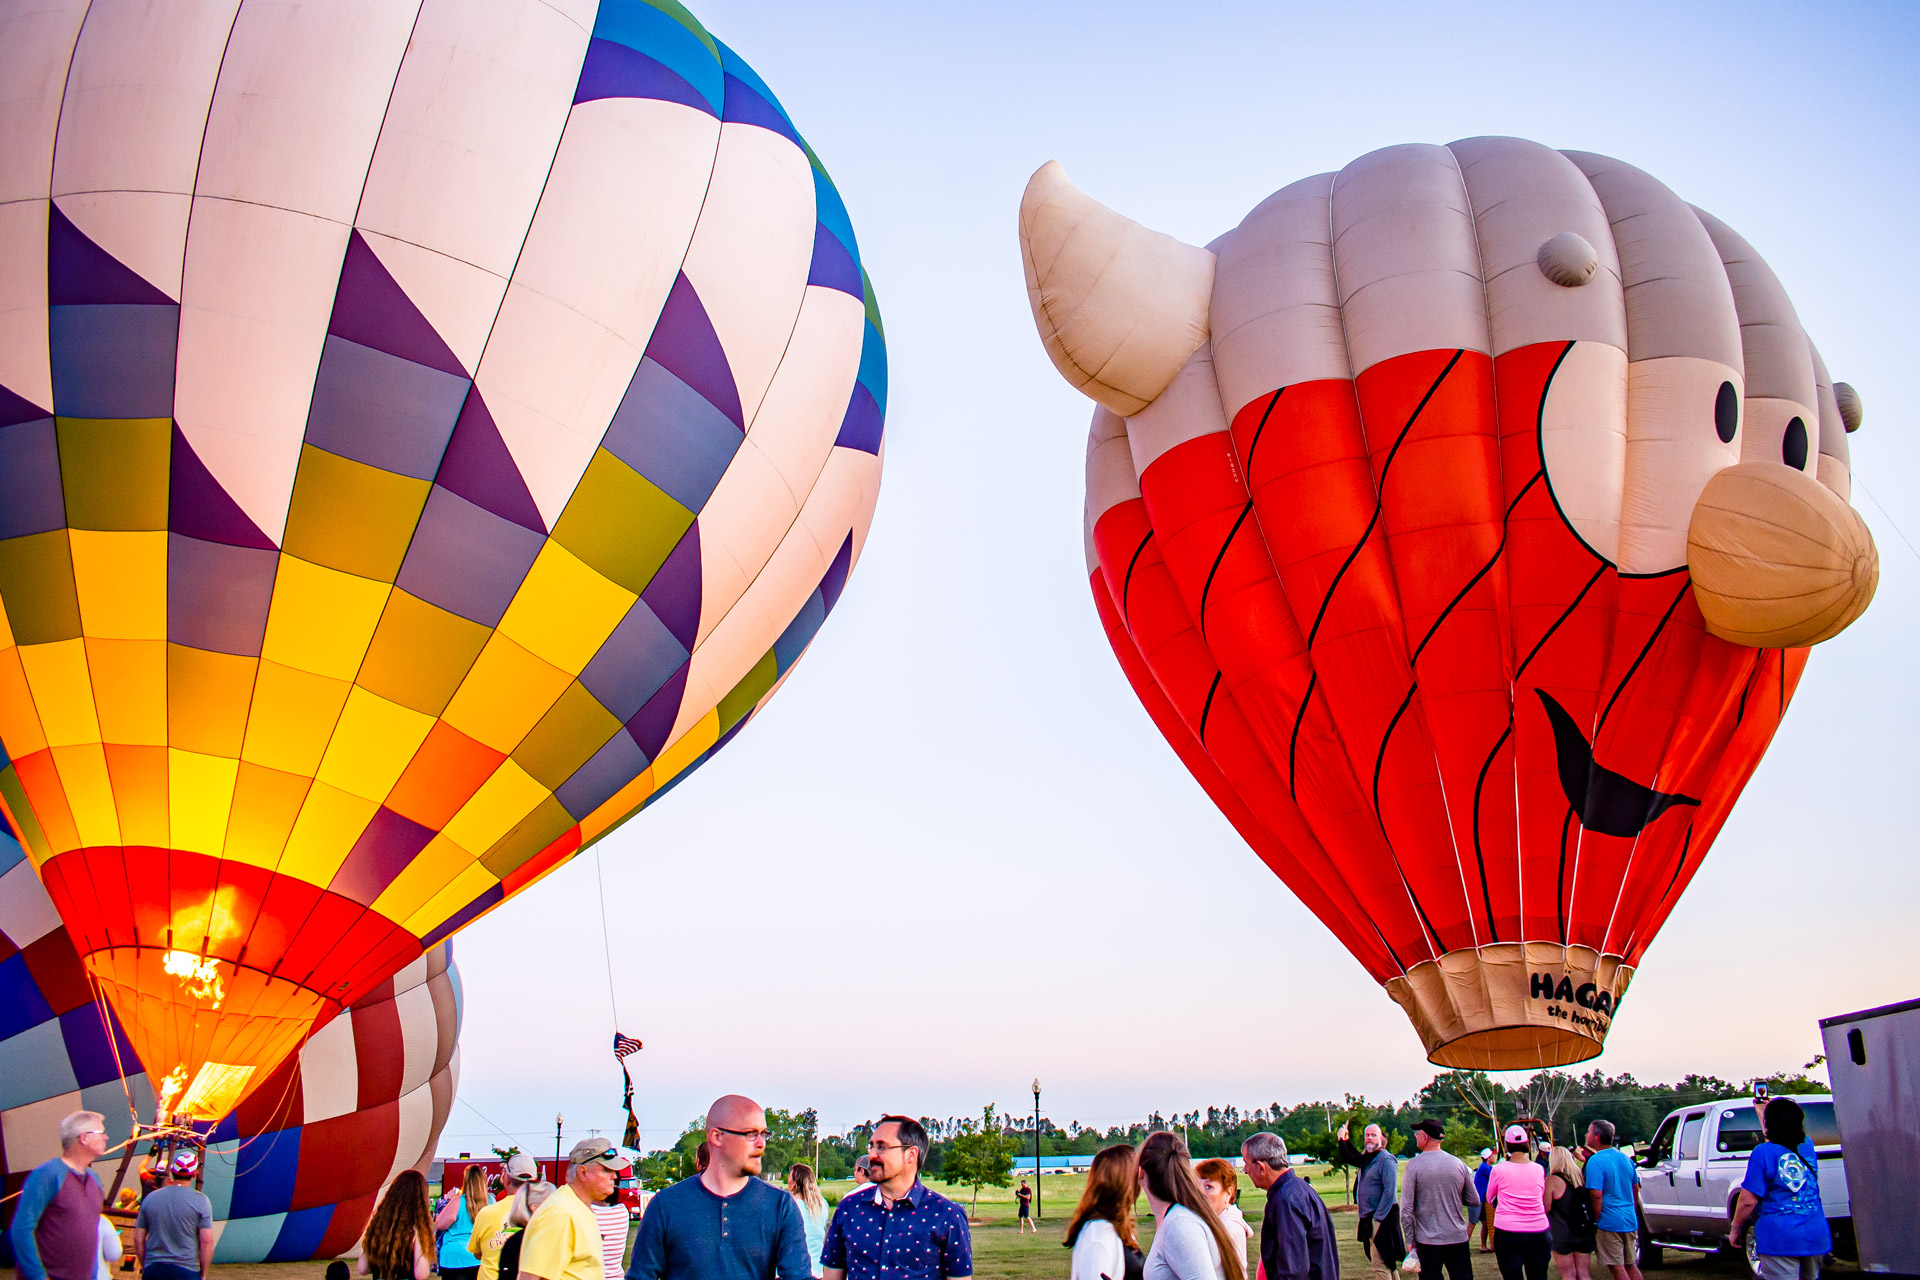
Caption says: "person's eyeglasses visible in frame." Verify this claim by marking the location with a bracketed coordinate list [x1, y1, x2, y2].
[714, 1127, 770, 1144]
[80, 1130, 107, 1139]
[867, 1141, 905, 1154]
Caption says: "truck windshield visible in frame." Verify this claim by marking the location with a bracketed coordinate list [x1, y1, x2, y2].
[1713, 1102, 1842, 1155]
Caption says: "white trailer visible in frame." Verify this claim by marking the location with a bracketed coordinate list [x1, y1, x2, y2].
[1820, 997, 1920, 1279]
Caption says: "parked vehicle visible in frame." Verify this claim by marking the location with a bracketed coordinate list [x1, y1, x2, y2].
[1636, 1095, 1853, 1274]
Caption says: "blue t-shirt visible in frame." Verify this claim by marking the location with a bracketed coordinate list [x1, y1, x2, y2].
[1742, 1142, 1829, 1258]
[439, 1198, 476, 1269]
[1585, 1148, 1639, 1233]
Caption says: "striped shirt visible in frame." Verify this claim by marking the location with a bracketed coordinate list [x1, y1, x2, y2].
[590, 1202, 628, 1280]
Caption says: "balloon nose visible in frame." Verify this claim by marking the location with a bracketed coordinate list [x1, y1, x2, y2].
[1687, 462, 1879, 648]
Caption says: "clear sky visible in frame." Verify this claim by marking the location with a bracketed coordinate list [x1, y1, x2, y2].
[441, 0, 1920, 1156]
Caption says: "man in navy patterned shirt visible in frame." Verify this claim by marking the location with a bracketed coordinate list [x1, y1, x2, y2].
[821, 1116, 971, 1280]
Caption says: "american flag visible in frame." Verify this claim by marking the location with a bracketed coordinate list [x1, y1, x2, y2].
[613, 1032, 643, 1059]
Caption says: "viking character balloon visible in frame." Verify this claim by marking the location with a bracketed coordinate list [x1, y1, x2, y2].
[0, 831, 462, 1261]
[0, 0, 884, 1120]
[1021, 139, 1875, 1069]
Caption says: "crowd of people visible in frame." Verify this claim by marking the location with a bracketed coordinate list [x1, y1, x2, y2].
[1323, 1100, 1832, 1280]
[2, 1096, 1833, 1280]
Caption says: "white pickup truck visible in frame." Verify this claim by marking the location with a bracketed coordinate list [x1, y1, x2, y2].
[1637, 1094, 1853, 1274]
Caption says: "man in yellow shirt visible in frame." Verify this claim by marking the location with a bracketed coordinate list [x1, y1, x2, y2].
[520, 1140, 632, 1280]
[469, 1154, 540, 1280]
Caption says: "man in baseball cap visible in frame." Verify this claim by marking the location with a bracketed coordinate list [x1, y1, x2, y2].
[470, 1154, 543, 1280]
[132, 1150, 212, 1280]
[518, 1140, 632, 1280]
[1402, 1118, 1481, 1280]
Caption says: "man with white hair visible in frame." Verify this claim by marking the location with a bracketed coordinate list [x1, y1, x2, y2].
[520, 1139, 633, 1280]
[8, 1110, 110, 1280]
[1242, 1131, 1337, 1280]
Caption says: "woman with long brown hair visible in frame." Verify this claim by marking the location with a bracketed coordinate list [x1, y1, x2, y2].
[1065, 1144, 1142, 1280]
[357, 1170, 434, 1280]
[1137, 1132, 1243, 1280]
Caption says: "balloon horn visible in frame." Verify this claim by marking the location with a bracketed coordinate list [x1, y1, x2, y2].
[1018, 161, 1216, 417]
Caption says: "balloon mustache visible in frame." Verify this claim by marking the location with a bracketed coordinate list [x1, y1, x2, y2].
[1536, 690, 1699, 839]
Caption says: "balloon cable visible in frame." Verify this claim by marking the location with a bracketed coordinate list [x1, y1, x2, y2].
[594, 849, 619, 1028]
[1854, 477, 1920, 566]
[456, 1095, 521, 1147]
[83, 971, 140, 1132]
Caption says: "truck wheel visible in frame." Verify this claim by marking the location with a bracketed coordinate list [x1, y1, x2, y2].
[1743, 1231, 1761, 1277]
[1638, 1228, 1664, 1270]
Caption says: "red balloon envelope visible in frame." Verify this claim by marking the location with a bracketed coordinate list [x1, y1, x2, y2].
[1021, 139, 1877, 1068]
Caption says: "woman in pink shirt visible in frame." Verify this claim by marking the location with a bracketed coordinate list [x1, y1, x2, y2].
[1484, 1127, 1550, 1280]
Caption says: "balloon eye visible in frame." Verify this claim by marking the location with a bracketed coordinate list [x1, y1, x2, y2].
[1714, 382, 1738, 443]
[1782, 417, 1809, 470]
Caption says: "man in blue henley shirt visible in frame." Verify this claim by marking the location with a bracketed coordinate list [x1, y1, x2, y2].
[626, 1094, 813, 1280]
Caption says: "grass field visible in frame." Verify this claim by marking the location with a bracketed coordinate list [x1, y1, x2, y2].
[839, 1164, 1775, 1280]
[6, 1164, 1837, 1280]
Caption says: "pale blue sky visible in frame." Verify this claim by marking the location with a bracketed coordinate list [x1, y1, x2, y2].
[443, 1, 1920, 1154]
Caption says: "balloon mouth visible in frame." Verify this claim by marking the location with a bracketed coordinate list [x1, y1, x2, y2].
[86, 946, 338, 1122]
[1385, 942, 1634, 1073]
[1426, 1025, 1606, 1071]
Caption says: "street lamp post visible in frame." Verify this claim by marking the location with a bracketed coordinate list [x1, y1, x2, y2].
[1031, 1079, 1042, 1222]
[555, 1114, 564, 1171]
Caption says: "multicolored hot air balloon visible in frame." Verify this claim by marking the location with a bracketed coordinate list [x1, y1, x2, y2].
[0, 0, 884, 1121]
[0, 831, 462, 1261]
[1020, 138, 1876, 1069]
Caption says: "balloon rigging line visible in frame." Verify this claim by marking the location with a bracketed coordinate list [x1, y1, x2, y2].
[1852, 477, 1920, 567]
[85, 972, 139, 1130]
[594, 848, 619, 1029]
[457, 1095, 524, 1147]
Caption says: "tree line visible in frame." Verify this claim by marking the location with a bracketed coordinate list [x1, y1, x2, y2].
[627, 1063, 1828, 1193]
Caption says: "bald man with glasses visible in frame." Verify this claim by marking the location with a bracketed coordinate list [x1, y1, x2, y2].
[626, 1094, 813, 1280]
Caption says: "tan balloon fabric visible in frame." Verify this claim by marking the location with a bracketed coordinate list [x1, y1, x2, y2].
[1386, 943, 1633, 1070]
[1694, 207, 1819, 476]
[1208, 172, 1350, 417]
[1687, 462, 1879, 647]
[1450, 137, 1624, 361]
[1329, 143, 1490, 375]
[1811, 346, 1853, 500]
[1019, 161, 1215, 416]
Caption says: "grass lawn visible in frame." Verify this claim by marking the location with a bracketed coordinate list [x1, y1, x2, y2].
[6, 1164, 1834, 1280]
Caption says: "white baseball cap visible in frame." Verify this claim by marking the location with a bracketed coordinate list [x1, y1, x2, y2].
[1504, 1125, 1528, 1145]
